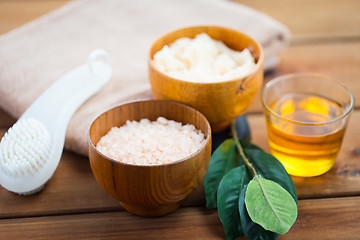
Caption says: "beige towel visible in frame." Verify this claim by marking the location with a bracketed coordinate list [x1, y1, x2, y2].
[0, 0, 290, 156]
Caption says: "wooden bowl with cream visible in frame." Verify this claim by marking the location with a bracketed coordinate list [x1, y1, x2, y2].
[148, 25, 264, 132]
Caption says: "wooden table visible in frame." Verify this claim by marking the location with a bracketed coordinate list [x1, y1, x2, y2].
[1, 0, 359, 239]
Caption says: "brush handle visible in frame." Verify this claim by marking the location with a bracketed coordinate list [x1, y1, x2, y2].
[7, 49, 112, 194]
[21, 49, 112, 138]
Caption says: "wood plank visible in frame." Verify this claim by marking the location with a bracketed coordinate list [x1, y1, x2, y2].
[1, 196, 360, 240]
[0, 0, 359, 228]
[234, 0, 360, 43]
[0, 1, 358, 239]
[1, 0, 359, 42]
[248, 41, 360, 113]
[0, 0, 69, 34]
[1, 110, 359, 218]
[0, 108, 15, 128]
[0, 151, 121, 219]
[249, 110, 360, 199]
[285, 197, 360, 240]
[0, 145, 202, 218]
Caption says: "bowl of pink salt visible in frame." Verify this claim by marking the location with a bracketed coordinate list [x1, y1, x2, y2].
[88, 99, 212, 217]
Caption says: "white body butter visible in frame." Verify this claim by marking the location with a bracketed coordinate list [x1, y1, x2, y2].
[152, 33, 256, 83]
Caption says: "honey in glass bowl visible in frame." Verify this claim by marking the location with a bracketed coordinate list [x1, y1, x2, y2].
[262, 73, 354, 177]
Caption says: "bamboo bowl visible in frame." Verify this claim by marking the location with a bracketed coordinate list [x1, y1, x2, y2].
[88, 100, 212, 217]
[148, 25, 264, 132]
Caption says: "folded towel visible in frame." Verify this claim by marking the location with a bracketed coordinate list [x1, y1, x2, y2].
[0, 0, 290, 156]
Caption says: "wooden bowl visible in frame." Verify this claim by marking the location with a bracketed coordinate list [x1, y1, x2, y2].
[88, 100, 212, 217]
[148, 25, 264, 132]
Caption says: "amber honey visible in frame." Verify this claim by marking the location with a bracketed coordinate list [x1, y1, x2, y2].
[266, 93, 346, 177]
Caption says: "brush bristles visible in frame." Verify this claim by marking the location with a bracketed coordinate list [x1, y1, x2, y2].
[0, 118, 52, 177]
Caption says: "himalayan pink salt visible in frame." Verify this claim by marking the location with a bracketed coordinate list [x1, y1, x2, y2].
[96, 117, 206, 165]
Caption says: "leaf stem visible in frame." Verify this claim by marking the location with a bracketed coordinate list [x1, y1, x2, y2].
[232, 120, 284, 224]
[231, 119, 258, 177]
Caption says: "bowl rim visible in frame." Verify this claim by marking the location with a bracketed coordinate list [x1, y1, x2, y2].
[87, 99, 212, 168]
[261, 72, 355, 126]
[148, 25, 264, 85]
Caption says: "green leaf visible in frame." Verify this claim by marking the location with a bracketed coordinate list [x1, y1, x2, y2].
[239, 185, 278, 240]
[245, 177, 298, 235]
[238, 140, 262, 151]
[204, 139, 241, 208]
[217, 166, 251, 240]
[242, 144, 297, 203]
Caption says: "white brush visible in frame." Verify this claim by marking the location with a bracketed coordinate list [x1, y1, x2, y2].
[0, 49, 112, 195]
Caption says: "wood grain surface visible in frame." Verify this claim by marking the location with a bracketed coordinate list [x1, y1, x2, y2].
[0, 0, 360, 239]
[0, 0, 69, 34]
[1, 197, 360, 240]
